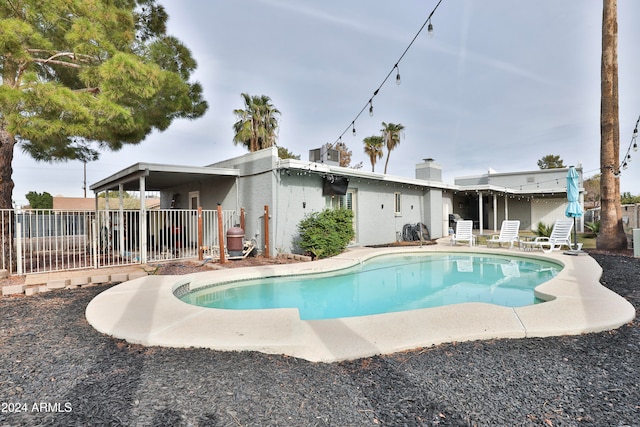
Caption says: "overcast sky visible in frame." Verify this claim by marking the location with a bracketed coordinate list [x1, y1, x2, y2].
[10, 0, 640, 206]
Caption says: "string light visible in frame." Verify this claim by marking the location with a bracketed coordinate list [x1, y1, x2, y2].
[617, 114, 640, 175]
[331, 0, 445, 146]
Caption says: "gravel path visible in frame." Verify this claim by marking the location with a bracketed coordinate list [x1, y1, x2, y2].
[1, 252, 638, 426]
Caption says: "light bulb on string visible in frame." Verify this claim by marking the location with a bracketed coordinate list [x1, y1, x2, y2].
[352, 122, 356, 137]
[368, 100, 374, 117]
[395, 64, 401, 85]
[634, 141, 638, 152]
[627, 154, 632, 163]
[427, 19, 433, 37]
[623, 162, 628, 170]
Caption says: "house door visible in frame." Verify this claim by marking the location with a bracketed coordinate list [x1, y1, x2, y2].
[189, 191, 200, 210]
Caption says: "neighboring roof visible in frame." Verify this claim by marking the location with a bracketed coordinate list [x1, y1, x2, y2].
[53, 197, 95, 210]
[53, 197, 161, 210]
[90, 162, 239, 193]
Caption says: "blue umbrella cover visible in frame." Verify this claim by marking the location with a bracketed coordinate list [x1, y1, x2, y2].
[565, 167, 583, 218]
[565, 166, 583, 251]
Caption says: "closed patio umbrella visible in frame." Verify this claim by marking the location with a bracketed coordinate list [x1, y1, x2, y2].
[565, 166, 583, 251]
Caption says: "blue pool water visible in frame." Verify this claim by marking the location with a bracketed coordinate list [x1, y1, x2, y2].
[179, 253, 561, 320]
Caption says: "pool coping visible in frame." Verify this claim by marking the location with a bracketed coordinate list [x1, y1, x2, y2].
[85, 244, 636, 363]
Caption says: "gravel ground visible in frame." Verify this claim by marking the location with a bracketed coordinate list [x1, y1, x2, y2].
[0, 252, 638, 426]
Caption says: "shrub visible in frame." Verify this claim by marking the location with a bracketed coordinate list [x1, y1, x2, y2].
[297, 208, 354, 259]
[536, 221, 553, 237]
[585, 221, 600, 236]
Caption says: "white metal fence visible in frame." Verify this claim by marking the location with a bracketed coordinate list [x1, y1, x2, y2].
[0, 208, 238, 275]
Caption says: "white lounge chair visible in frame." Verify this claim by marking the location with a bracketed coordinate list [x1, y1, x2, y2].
[451, 220, 475, 246]
[487, 220, 521, 249]
[523, 218, 574, 253]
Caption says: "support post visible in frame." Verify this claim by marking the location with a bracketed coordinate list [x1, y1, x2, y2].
[493, 193, 498, 232]
[118, 183, 125, 257]
[16, 222, 22, 275]
[478, 192, 484, 235]
[240, 207, 245, 232]
[217, 204, 225, 264]
[504, 194, 509, 221]
[139, 175, 147, 264]
[197, 207, 203, 261]
[264, 205, 270, 258]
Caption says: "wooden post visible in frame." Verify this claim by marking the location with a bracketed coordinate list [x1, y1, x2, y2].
[197, 207, 203, 261]
[240, 207, 245, 232]
[264, 205, 270, 258]
[217, 204, 226, 264]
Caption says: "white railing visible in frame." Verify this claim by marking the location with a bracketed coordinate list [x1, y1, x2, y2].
[1, 209, 15, 274]
[0, 208, 238, 275]
[14, 210, 96, 275]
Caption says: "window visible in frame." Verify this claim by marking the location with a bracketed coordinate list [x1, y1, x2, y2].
[394, 192, 401, 215]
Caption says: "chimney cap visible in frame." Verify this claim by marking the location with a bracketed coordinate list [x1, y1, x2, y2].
[423, 158, 434, 163]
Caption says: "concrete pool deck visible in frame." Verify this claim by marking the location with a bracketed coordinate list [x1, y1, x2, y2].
[85, 244, 636, 363]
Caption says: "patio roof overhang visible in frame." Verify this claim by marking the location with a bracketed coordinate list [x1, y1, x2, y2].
[89, 162, 239, 193]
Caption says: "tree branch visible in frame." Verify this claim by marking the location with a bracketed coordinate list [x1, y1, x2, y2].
[27, 50, 98, 67]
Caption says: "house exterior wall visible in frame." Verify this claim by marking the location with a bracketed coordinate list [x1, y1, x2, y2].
[350, 180, 426, 246]
[423, 189, 443, 239]
[120, 147, 586, 257]
[160, 176, 237, 210]
[484, 196, 532, 230]
[273, 172, 325, 254]
[272, 173, 431, 253]
[223, 149, 278, 254]
[506, 198, 531, 230]
[530, 198, 579, 231]
[441, 192, 454, 235]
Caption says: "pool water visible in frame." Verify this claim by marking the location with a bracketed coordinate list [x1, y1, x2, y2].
[179, 253, 561, 320]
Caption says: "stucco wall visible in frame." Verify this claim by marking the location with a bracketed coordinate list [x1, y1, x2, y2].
[160, 176, 237, 210]
[272, 173, 432, 253]
[273, 172, 325, 254]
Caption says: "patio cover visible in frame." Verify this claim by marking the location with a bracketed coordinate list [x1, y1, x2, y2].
[89, 162, 240, 193]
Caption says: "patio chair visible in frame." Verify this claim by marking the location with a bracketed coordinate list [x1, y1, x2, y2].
[487, 220, 521, 249]
[524, 218, 574, 253]
[451, 220, 475, 246]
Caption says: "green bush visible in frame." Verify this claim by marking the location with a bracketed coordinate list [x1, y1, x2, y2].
[536, 221, 553, 237]
[585, 221, 600, 236]
[297, 208, 354, 259]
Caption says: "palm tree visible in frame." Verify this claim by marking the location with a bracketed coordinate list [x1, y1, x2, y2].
[597, 0, 627, 249]
[381, 122, 405, 174]
[363, 135, 384, 172]
[233, 93, 281, 152]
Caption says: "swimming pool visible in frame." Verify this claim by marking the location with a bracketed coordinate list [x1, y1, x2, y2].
[86, 246, 635, 362]
[178, 253, 561, 319]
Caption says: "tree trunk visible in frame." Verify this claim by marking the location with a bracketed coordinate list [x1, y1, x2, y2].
[597, 0, 627, 250]
[0, 125, 16, 272]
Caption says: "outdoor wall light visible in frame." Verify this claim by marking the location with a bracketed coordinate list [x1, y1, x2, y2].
[381, 204, 384, 209]
[303, 202, 306, 208]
